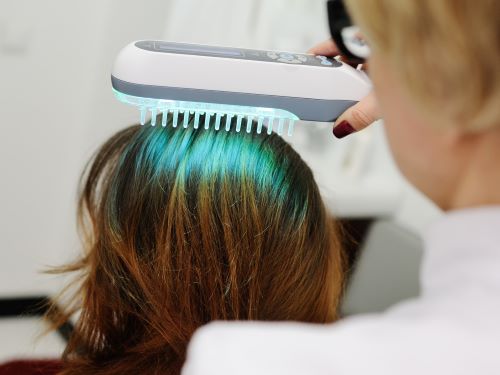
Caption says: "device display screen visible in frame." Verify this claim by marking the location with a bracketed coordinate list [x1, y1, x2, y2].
[134, 41, 341, 68]
[155, 42, 243, 57]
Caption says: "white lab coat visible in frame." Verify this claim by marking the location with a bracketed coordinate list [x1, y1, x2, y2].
[182, 207, 500, 375]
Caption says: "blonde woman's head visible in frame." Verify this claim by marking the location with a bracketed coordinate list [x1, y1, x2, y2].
[344, 0, 500, 209]
[346, 0, 500, 132]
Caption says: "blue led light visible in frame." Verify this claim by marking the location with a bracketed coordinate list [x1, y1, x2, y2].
[204, 113, 212, 130]
[140, 107, 147, 125]
[246, 116, 254, 134]
[225, 115, 232, 132]
[236, 115, 243, 133]
[256, 118, 263, 134]
[161, 110, 168, 127]
[194, 112, 201, 129]
[215, 113, 222, 131]
[173, 110, 179, 128]
[151, 108, 157, 126]
[278, 118, 284, 135]
[267, 118, 274, 135]
[288, 120, 296, 137]
[113, 89, 300, 136]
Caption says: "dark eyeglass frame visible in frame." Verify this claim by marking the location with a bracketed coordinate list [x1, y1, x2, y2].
[327, 0, 367, 64]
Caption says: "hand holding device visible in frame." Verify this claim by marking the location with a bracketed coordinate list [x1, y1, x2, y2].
[309, 39, 380, 138]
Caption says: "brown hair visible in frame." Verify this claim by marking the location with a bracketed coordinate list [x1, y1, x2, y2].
[50, 117, 345, 374]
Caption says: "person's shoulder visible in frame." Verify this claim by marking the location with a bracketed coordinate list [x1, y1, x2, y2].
[184, 299, 500, 375]
[327, 297, 500, 374]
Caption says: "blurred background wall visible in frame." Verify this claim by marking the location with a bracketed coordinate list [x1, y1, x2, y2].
[0, 0, 337, 298]
[0, 0, 439, 360]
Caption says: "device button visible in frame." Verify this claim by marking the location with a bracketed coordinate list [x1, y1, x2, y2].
[278, 58, 302, 64]
[267, 52, 279, 60]
[296, 55, 308, 63]
[316, 55, 334, 66]
[277, 52, 304, 64]
[279, 52, 295, 60]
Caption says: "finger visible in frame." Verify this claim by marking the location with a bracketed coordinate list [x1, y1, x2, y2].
[358, 62, 369, 72]
[332, 91, 380, 139]
[307, 39, 340, 57]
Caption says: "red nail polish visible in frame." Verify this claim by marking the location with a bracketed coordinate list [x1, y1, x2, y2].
[333, 120, 355, 139]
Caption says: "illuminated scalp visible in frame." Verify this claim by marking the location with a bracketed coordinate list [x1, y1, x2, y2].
[53, 117, 345, 375]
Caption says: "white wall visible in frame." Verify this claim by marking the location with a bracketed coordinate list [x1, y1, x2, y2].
[0, 0, 332, 298]
[0, 0, 171, 296]
[163, 0, 330, 51]
[0, 0, 439, 299]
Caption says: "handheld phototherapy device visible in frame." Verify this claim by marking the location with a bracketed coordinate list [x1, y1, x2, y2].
[111, 41, 371, 136]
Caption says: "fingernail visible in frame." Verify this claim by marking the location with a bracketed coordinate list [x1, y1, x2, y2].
[332, 120, 356, 139]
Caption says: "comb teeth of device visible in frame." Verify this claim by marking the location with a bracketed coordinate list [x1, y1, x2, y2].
[113, 89, 299, 137]
[141, 107, 296, 137]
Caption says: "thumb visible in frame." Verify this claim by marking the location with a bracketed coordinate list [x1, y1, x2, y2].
[332, 91, 380, 139]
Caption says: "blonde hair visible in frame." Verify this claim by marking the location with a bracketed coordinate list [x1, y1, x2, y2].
[346, 0, 500, 131]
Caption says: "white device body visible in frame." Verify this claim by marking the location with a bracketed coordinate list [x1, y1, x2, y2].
[111, 41, 372, 122]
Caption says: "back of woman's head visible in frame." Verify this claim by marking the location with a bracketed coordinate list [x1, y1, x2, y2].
[56, 119, 344, 374]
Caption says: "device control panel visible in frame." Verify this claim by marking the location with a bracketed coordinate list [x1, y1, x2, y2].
[135, 41, 342, 68]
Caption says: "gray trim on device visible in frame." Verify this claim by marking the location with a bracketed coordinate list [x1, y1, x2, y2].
[111, 76, 356, 122]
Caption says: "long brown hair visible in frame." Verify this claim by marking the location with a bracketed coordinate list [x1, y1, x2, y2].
[50, 117, 345, 374]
